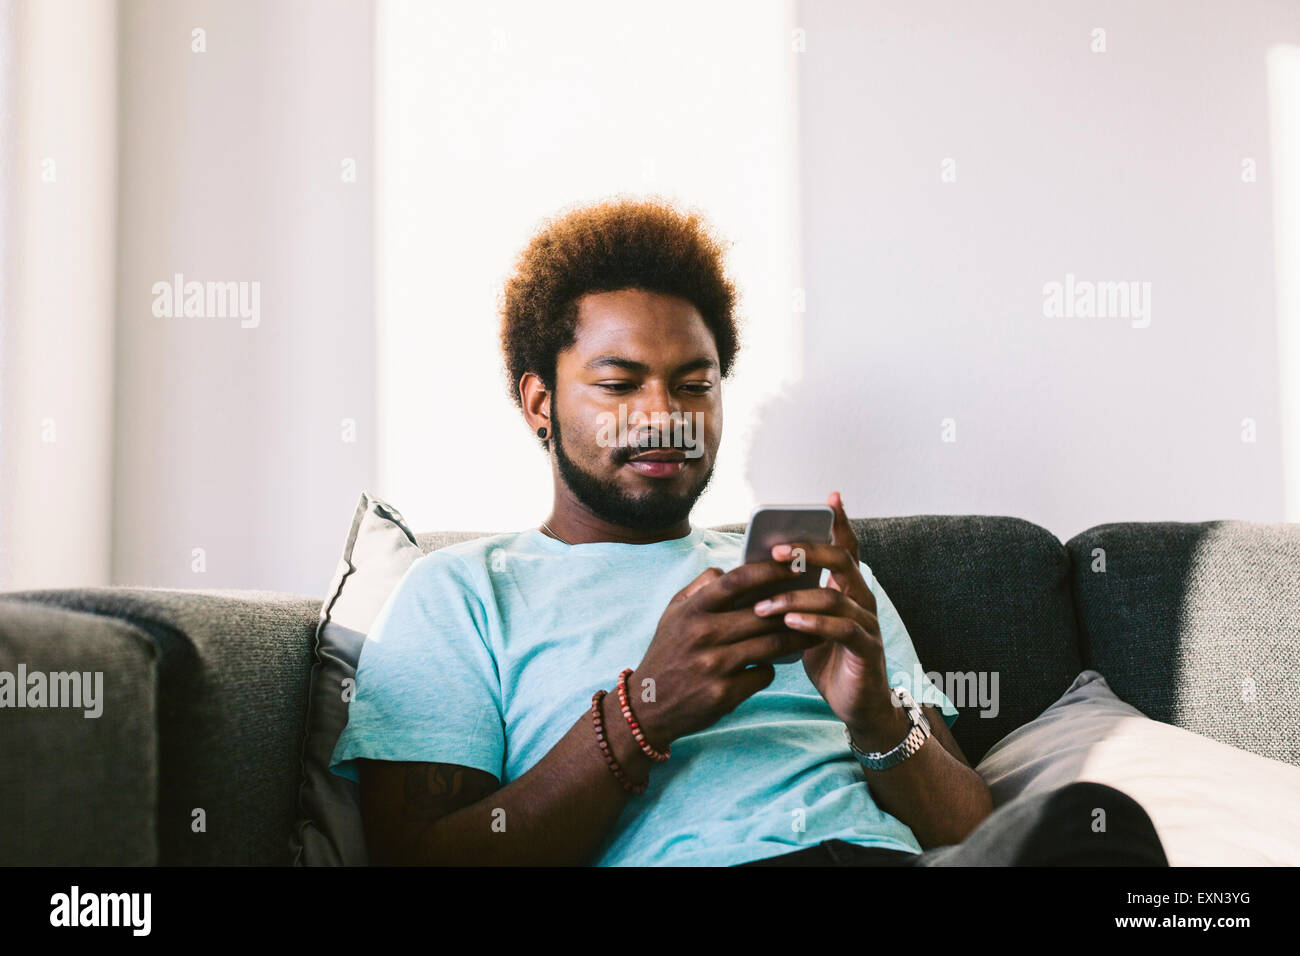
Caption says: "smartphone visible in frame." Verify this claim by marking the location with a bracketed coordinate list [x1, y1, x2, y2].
[735, 504, 835, 664]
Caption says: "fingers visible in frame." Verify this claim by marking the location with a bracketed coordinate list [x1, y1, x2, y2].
[769, 539, 874, 612]
[719, 629, 825, 671]
[691, 559, 800, 611]
[751, 585, 882, 659]
[707, 604, 815, 644]
[752, 586, 878, 632]
[781, 611, 880, 659]
[769, 540, 854, 575]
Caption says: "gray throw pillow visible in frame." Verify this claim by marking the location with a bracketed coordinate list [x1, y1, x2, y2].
[975, 670, 1300, 865]
[291, 492, 426, 865]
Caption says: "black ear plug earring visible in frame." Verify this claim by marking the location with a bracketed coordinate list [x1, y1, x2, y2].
[537, 426, 548, 439]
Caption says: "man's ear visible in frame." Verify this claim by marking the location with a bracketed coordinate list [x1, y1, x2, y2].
[520, 371, 551, 440]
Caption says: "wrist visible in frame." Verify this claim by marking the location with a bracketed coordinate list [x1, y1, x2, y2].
[598, 687, 654, 782]
[846, 691, 914, 753]
[625, 667, 674, 752]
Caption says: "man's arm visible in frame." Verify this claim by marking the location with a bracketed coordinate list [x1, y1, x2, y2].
[358, 688, 655, 866]
[758, 492, 993, 851]
[848, 701, 992, 849]
[925, 704, 973, 767]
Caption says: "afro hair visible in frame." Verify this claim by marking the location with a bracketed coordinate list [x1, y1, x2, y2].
[499, 195, 740, 415]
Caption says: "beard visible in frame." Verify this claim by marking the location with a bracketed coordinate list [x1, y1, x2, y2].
[550, 397, 715, 532]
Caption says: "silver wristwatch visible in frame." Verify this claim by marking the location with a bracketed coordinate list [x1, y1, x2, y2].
[843, 686, 932, 771]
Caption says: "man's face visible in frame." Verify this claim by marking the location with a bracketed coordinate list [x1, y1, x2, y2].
[549, 288, 723, 530]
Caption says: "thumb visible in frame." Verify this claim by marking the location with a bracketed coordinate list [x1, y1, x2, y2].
[827, 490, 860, 562]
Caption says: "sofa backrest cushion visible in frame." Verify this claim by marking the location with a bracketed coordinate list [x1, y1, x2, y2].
[1066, 520, 1300, 767]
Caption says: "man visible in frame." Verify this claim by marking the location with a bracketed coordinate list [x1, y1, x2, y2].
[329, 197, 1167, 867]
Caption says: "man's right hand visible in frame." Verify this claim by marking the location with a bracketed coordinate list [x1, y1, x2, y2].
[627, 560, 823, 750]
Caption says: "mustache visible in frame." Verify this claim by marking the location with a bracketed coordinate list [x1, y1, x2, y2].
[611, 433, 696, 464]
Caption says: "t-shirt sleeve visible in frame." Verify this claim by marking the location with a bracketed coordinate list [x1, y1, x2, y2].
[859, 560, 958, 729]
[328, 551, 506, 783]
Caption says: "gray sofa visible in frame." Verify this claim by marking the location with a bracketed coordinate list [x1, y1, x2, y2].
[2, 515, 1297, 865]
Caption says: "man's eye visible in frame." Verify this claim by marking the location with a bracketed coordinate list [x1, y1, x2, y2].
[680, 383, 713, 394]
[597, 382, 636, 392]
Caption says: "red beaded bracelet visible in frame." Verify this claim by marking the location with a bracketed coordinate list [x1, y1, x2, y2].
[591, 689, 647, 795]
[616, 667, 670, 763]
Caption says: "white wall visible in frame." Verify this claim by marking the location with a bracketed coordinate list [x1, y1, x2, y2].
[1269, 42, 1300, 521]
[376, 0, 802, 534]
[6, 1, 1296, 597]
[0, 0, 117, 590]
[783, 0, 1300, 540]
[380, 0, 1300, 543]
[112, 0, 376, 594]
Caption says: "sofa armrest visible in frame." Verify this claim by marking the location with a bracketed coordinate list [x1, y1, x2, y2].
[2, 587, 321, 864]
[0, 598, 160, 864]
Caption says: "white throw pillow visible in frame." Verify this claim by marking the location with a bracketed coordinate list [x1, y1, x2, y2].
[291, 492, 426, 866]
[975, 670, 1300, 866]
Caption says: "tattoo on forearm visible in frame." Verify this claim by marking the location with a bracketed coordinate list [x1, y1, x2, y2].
[400, 765, 495, 829]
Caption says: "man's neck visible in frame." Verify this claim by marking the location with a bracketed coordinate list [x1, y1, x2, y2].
[543, 501, 692, 546]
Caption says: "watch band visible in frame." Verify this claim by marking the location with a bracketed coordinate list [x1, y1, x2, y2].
[843, 686, 932, 771]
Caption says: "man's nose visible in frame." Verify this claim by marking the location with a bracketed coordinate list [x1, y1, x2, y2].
[628, 380, 680, 418]
[623, 381, 684, 447]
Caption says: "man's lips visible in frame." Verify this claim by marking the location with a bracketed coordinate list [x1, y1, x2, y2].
[624, 450, 688, 478]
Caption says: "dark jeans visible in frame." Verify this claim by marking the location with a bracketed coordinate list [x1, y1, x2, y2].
[737, 782, 1169, 866]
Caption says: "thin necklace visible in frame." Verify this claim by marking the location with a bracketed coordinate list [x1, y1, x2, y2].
[540, 521, 572, 545]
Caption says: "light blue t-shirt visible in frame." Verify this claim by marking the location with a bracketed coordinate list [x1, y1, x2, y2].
[329, 525, 958, 866]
